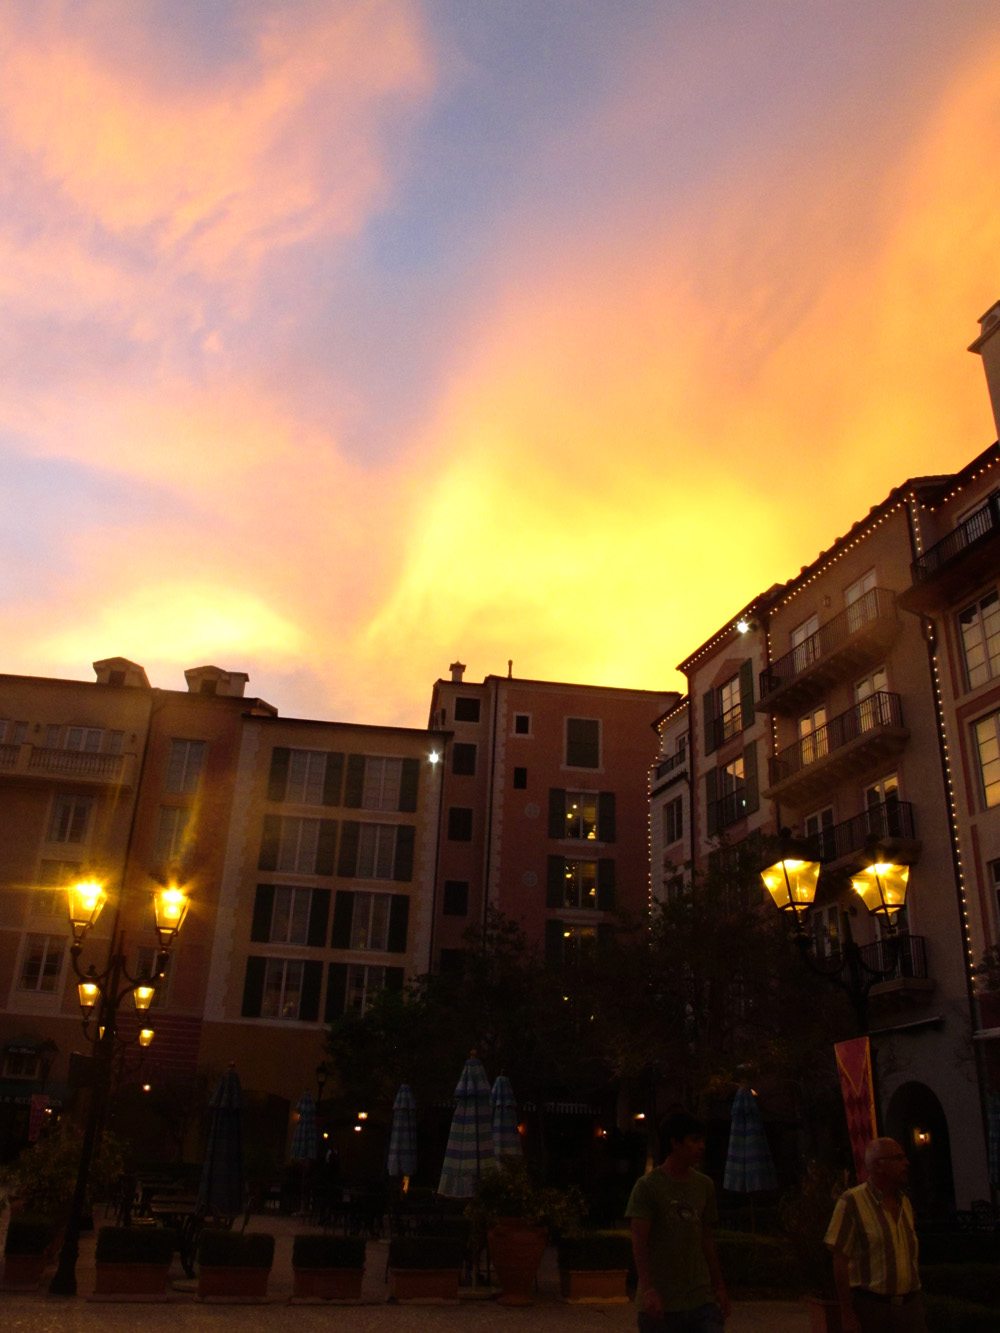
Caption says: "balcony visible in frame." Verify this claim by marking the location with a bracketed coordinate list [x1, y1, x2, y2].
[764, 692, 909, 808]
[709, 786, 747, 833]
[0, 743, 137, 788]
[803, 799, 920, 870]
[863, 933, 934, 1000]
[712, 703, 745, 750]
[653, 747, 688, 782]
[901, 494, 1000, 614]
[757, 588, 901, 715]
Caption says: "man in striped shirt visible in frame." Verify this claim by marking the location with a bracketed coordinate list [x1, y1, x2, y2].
[824, 1138, 925, 1333]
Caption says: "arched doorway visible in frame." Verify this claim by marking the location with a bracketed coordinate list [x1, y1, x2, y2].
[885, 1082, 954, 1217]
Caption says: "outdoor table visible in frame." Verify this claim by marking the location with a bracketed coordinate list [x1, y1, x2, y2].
[149, 1193, 203, 1277]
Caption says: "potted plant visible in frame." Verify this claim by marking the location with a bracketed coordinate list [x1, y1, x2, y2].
[93, 1224, 177, 1296]
[780, 1161, 851, 1333]
[196, 1229, 275, 1301]
[557, 1229, 633, 1302]
[2, 1216, 56, 1290]
[468, 1158, 584, 1306]
[387, 1235, 465, 1302]
[291, 1233, 365, 1301]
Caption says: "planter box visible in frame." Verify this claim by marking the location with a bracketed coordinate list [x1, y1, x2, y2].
[197, 1265, 271, 1300]
[94, 1261, 171, 1296]
[489, 1221, 547, 1306]
[292, 1267, 364, 1300]
[806, 1295, 843, 1333]
[559, 1268, 629, 1302]
[388, 1267, 460, 1301]
[2, 1254, 48, 1290]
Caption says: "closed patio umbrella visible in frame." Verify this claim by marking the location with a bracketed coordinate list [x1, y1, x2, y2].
[724, 1085, 777, 1196]
[491, 1074, 521, 1161]
[386, 1083, 417, 1179]
[198, 1063, 245, 1218]
[290, 1091, 318, 1162]
[437, 1054, 496, 1197]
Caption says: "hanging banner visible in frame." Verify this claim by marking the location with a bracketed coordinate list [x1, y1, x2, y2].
[835, 1037, 877, 1181]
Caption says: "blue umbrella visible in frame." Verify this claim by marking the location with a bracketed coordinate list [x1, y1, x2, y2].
[290, 1091, 317, 1161]
[198, 1064, 245, 1217]
[437, 1054, 497, 1197]
[386, 1083, 417, 1178]
[491, 1075, 521, 1160]
[724, 1085, 777, 1194]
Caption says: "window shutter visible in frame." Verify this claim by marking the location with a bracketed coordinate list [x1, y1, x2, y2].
[545, 920, 564, 969]
[331, 892, 354, 949]
[393, 825, 415, 882]
[325, 963, 347, 1021]
[344, 755, 365, 808]
[705, 769, 719, 838]
[387, 895, 410, 953]
[323, 752, 345, 807]
[399, 759, 419, 813]
[597, 858, 616, 911]
[743, 741, 759, 815]
[241, 957, 266, 1017]
[739, 658, 754, 726]
[703, 690, 717, 755]
[315, 820, 338, 875]
[385, 966, 404, 993]
[546, 856, 564, 908]
[300, 961, 322, 1022]
[250, 885, 274, 943]
[598, 791, 616, 843]
[337, 822, 360, 877]
[267, 748, 290, 802]
[258, 815, 280, 871]
[548, 789, 565, 839]
[307, 889, 330, 947]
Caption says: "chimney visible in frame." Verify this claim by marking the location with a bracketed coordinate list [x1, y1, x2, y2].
[92, 657, 150, 688]
[183, 665, 249, 698]
[449, 661, 466, 683]
[969, 301, 1000, 438]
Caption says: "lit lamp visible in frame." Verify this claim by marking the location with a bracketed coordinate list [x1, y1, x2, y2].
[133, 982, 156, 1011]
[77, 970, 101, 1017]
[68, 879, 107, 945]
[138, 1028, 154, 1048]
[153, 886, 188, 947]
[850, 858, 909, 931]
[760, 847, 821, 928]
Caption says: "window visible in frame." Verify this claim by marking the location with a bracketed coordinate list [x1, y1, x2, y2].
[563, 792, 598, 840]
[514, 714, 530, 735]
[45, 724, 61, 748]
[663, 796, 683, 846]
[278, 818, 321, 873]
[3, 1049, 41, 1079]
[855, 667, 888, 731]
[791, 614, 820, 672]
[845, 568, 877, 632]
[989, 859, 1000, 929]
[286, 750, 329, 805]
[810, 905, 842, 960]
[454, 697, 481, 723]
[362, 757, 403, 810]
[714, 757, 746, 827]
[336, 821, 413, 881]
[447, 807, 473, 841]
[443, 881, 468, 916]
[47, 795, 93, 844]
[38, 859, 80, 887]
[452, 744, 477, 776]
[545, 921, 599, 968]
[803, 807, 835, 860]
[717, 675, 742, 744]
[240, 956, 322, 1022]
[547, 856, 615, 911]
[342, 754, 418, 812]
[18, 935, 65, 992]
[358, 823, 401, 878]
[164, 739, 206, 794]
[270, 886, 313, 944]
[64, 727, 103, 753]
[262, 959, 305, 1019]
[135, 947, 171, 1007]
[565, 718, 600, 769]
[798, 706, 828, 766]
[974, 712, 1000, 808]
[350, 892, 391, 950]
[561, 860, 598, 909]
[0, 719, 28, 744]
[345, 964, 388, 1014]
[513, 767, 527, 789]
[959, 592, 1000, 690]
[268, 748, 345, 806]
[153, 806, 189, 864]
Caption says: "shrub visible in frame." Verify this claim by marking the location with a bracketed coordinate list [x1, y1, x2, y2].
[921, 1264, 1000, 1309]
[3, 1217, 56, 1256]
[197, 1230, 274, 1269]
[923, 1293, 1000, 1333]
[919, 1232, 1000, 1265]
[466, 1158, 584, 1236]
[292, 1234, 366, 1269]
[557, 1231, 633, 1271]
[713, 1229, 800, 1295]
[95, 1226, 176, 1265]
[388, 1235, 465, 1270]
[0, 1128, 125, 1216]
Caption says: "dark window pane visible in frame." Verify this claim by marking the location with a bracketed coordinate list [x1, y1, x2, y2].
[566, 718, 599, 768]
[454, 697, 481, 722]
[447, 807, 473, 841]
[443, 881, 468, 916]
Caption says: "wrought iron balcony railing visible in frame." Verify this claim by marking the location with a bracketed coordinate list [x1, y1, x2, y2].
[859, 932, 928, 982]
[803, 798, 916, 863]
[911, 493, 1000, 583]
[709, 787, 747, 832]
[654, 747, 688, 780]
[759, 588, 898, 702]
[768, 692, 904, 787]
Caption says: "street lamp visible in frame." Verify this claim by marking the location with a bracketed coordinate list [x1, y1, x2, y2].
[49, 879, 188, 1296]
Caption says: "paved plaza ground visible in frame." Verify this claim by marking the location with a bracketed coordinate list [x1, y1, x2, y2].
[1, 1211, 813, 1333]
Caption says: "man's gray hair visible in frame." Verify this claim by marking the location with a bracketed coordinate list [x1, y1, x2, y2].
[864, 1137, 899, 1171]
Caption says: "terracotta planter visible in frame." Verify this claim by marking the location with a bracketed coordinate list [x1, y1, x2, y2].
[197, 1265, 271, 1300]
[488, 1220, 547, 1306]
[559, 1267, 629, 1302]
[94, 1261, 170, 1295]
[388, 1267, 460, 1301]
[806, 1295, 843, 1333]
[292, 1266, 364, 1300]
[2, 1254, 47, 1289]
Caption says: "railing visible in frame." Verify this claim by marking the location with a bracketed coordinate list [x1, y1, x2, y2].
[0, 743, 19, 770]
[803, 799, 916, 862]
[654, 747, 688, 780]
[769, 692, 904, 785]
[27, 747, 125, 781]
[759, 588, 898, 699]
[859, 932, 928, 982]
[713, 703, 744, 749]
[710, 787, 747, 832]
[911, 494, 1000, 583]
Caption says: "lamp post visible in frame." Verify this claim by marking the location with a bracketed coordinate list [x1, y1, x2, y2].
[48, 878, 188, 1296]
[760, 830, 910, 1032]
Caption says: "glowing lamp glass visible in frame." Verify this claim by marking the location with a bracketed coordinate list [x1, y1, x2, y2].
[851, 861, 909, 921]
[760, 857, 821, 915]
[68, 880, 107, 940]
[133, 984, 155, 1011]
[78, 979, 100, 1013]
[153, 887, 188, 944]
[139, 1028, 154, 1048]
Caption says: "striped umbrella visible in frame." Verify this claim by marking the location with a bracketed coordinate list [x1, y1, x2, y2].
[437, 1054, 497, 1197]
[724, 1085, 777, 1194]
[290, 1090, 318, 1161]
[491, 1075, 522, 1160]
[198, 1063, 245, 1217]
[386, 1083, 417, 1178]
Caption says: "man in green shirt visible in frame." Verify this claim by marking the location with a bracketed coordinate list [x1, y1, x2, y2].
[627, 1111, 729, 1331]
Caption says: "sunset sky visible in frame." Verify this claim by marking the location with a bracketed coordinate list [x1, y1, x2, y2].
[3, 0, 1000, 727]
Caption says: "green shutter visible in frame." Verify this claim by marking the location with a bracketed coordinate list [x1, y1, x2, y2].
[325, 963, 348, 1020]
[258, 815, 280, 871]
[307, 889, 330, 947]
[598, 791, 616, 843]
[393, 825, 415, 882]
[323, 752, 345, 807]
[597, 859, 615, 911]
[545, 920, 564, 969]
[387, 895, 410, 953]
[743, 741, 759, 815]
[344, 755, 365, 808]
[267, 748, 290, 802]
[300, 961, 322, 1022]
[337, 822, 360, 877]
[739, 658, 754, 726]
[250, 885, 274, 943]
[548, 789, 565, 839]
[705, 769, 719, 839]
[331, 892, 354, 949]
[546, 856, 564, 908]
[399, 759, 419, 813]
[703, 690, 717, 755]
[315, 820, 337, 875]
[241, 957, 266, 1017]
